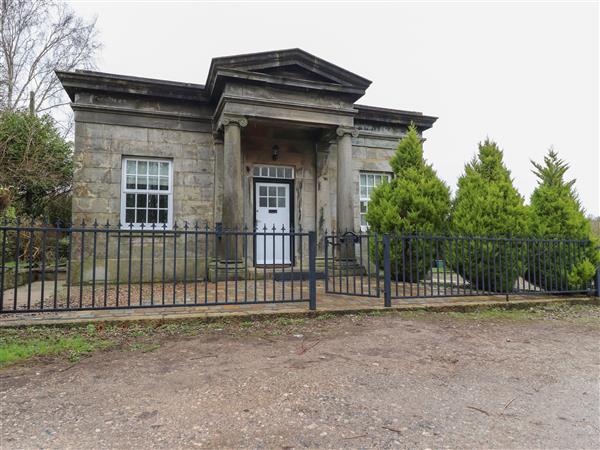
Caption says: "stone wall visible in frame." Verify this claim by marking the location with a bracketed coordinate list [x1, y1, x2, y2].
[71, 104, 215, 282]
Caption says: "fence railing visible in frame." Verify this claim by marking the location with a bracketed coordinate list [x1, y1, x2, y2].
[324, 231, 598, 305]
[1, 221, 598, 314]
[0, 221, 317, 313]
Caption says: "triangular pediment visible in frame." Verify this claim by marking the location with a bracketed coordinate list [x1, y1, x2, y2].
[206, 49, 371, 97]
[252, 64, 340, 84]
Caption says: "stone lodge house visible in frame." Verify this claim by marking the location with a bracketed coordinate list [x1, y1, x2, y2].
[58, 49, 435, 275]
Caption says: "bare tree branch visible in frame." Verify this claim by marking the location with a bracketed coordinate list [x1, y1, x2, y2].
[0, 0, 100, 130]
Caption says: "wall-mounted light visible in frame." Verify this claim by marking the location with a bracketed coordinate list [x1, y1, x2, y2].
[272, 145, 279, 161]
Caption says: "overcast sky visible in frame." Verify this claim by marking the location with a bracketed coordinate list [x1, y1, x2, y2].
[68, 1, 599, 216]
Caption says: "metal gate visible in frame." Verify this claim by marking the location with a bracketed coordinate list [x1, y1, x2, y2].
[324, 231, 380, 297]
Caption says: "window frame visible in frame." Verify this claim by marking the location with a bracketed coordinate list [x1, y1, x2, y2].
[359, 171, 392, 232]
[120, 157, 174, 230]
[252, 164, 294, 180]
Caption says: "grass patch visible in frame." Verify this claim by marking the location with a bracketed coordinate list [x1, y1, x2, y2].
[276, 317, 306, 326]
[315, 313, 335, 321]
[0, 334, 111, 367]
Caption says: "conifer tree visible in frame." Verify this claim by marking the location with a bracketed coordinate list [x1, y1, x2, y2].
[366, 123, 451, 281]
[450, 139, 529, 292]
[527, 149, 598, 289]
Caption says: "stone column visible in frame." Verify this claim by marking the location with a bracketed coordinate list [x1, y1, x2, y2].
[212, 133, 224, 228]
[221, 116, 247, 262]
[336, 127, 358, 232]
[336, 126, 358, 260]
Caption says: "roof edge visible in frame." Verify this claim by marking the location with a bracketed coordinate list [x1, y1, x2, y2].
[355, 104, 438, 130]
[55, 70, 207, 102]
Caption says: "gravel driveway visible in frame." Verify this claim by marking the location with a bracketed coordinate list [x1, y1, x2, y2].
[1, 307, 599, 449]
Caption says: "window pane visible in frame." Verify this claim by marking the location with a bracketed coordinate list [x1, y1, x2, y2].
[360, 201, 368, 213]
[137, 176, 147, 190]
[159, 177, 169, 190]
[159, 195, 168, 208]
[126, 175, 136, 189]
[277, 167, 284, 178]
[277, 186, 285, 196]
[278, 197, 285, 207]
[126, 161, 136, 174]
[160, 162, 169, 176]
[360, 185, 367, 198]
[125, 209, 135, 224]
[149, 162, 158, 175]
[148, 210, 158, 223]
[158, 210, 168, 223]
[284, 168, 292, 179]
[259, 197, 267, 207]
[137, 194, 147, 207]
[148, 176, 158, 190]
[137, 161, 148, 174]
[253, 166, 260, 176]
[259, 186, 267, 196]
[361, 215, 367, 227]
[126, 194, 135, 207]
[268, 197, 276, 207]
[136, 209, 147, 223]
[269, 167, 276, 178]
[261, 167, 268, 177]
[268, 186, 276, 196]
[367, 174, 374, 186]
[148, 194, 158, 208]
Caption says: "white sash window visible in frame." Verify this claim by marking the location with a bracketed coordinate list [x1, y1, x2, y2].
[121, 158, 173, 229]
[359, 171, 391, 231]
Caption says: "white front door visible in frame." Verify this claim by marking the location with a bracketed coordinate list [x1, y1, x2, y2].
[255, 182, 291, 264]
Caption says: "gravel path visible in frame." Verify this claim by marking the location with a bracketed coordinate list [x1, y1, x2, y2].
[1, 309, 599, 449]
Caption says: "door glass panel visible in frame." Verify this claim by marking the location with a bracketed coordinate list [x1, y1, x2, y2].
[268, 197, 276, 207]
[278, 197, 285, 207]
[277, 186, 285, 196]
[259, 197, 267, 207]
[268, 186, 276, 196]
[259, 186, 267, 196]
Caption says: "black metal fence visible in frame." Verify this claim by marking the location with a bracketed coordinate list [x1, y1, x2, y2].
[1, 221, 598, 315]
[0, 220, 316, 313]
[325, 231, 599, 305]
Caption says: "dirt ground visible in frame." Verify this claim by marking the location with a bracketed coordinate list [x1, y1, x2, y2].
[1, 306, 599, 449]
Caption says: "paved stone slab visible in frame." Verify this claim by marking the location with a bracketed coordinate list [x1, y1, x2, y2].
[0, 291, 595, 327]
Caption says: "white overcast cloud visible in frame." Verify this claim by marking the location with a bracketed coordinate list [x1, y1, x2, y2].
[68, 1, 599, 215]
